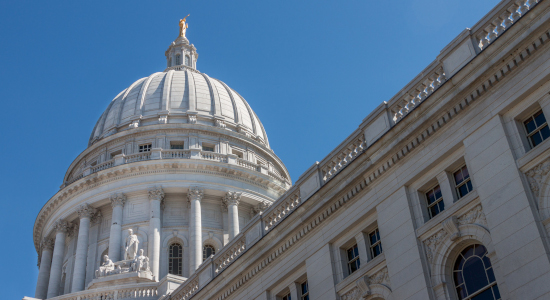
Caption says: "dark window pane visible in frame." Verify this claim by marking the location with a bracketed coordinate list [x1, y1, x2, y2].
[471, 288, 494, 300]
[540, 125, 550, 140]
[531, 132, 543, 147]
[427, 191, 435, 204]
[462, 167, 470, 179]
[466, 181, 473, 193]
[534, 110, 546, 126]
[438, 200, 445, 212]
[455, 170, 464, 184]
[463, 257, 489, 295]
[454, 271, 464, 286]
[464, 245, 475, 259]
[456, 286, 467, 299]
[474, 244, 486, 257]
[486, 267, 496, 283]
[525, 117, 536, 133]
[459, 184, 469, 197]
[493, 285, 501, 299]
[356, 258, 360, 269]
[434, 187, 442, 199]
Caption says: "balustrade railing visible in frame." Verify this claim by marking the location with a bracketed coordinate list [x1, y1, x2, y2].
[237, 157, 257, 170]
[214, 237, 246, 274]
[320, 137, 366, 183]
[125, 152, 151, 163]
[200, 151, 227, 162]
[49, 284, 158, 300]
[263, 191, 301, 232]
[163, 149, 191, 159]
[92, 159, 114, 173]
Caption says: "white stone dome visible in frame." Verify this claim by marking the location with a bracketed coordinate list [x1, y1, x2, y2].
[89, 68, 270, 148]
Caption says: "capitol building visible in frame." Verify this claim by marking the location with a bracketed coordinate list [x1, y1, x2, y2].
[23, 1, 550, 299]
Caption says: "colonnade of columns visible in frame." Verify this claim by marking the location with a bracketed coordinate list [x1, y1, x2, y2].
[34, 187, 243, 299]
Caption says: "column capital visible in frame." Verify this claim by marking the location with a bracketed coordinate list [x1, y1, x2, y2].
[90, 211, 103, 226]
[53, 220, 70, 233]
[68, 223, 79, 238]
[223, 191, 242, 206]
[148, 186, 165, 201]
[40, 238, 55, 251]
[187, 186, 204, 202]
[110, 192, 127, 208]
[250, 201, 270, 217]
[76, 203, 97, 219]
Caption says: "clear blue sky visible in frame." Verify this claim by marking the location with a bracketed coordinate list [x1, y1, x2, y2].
[0, 0, 500, 297]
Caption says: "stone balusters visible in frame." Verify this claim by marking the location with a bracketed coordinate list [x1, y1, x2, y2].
[148, 186, 164, 280]
[187, 186, 204, 275]
[223, 191, 242, 240]
[35, 238, 55, 299]
[108, 192, 126, 262]
[47, 220, 70, 298]
[71, 204, 97, 293]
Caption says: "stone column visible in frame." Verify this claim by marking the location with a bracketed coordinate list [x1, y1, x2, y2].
[188, 186, 204, 275]
[223, 191, 242, 240]
[108, 193, 126, 262]
[47, 220, 70, 298]
[71, 204, 97, 293]
[35, 238, 54, 299]
[148, 186, 164, 280]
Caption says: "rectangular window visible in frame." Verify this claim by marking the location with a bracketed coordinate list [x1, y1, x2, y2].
[369, 229, 382, 258]
[282, 293, 291, 300]
[426, 185, 445, 218]
[454, 165, 473, 199]
[524, 110, 550, 148]
[346, 244, 361, 275]
[202, 145, 215, 152]
[170, 141, 184, 149]
[300, 281, 309, 300]
[139, 144, 152, 153]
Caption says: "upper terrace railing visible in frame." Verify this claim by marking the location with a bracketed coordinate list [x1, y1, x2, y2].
[49, 283, 158, 300]
[163, 0, 545, 299]
[63, 149, 290, 188]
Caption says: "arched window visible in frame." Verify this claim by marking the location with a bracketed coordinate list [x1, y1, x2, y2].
[169, 243, 183, 276]
[176, 54, 181, 65]
[185, 55, 190, 66]
[203, 245, 215, 261]
[453, 244, 500, 300]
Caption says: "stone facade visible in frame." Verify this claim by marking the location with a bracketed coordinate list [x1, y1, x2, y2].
[25, 0, 550, 300]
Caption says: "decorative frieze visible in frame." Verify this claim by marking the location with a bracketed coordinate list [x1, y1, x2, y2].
[424, 229, 448, 262]
[76, 203, 97, 219]
[342, 267, 391, 300]
[110, 192, 127, 208]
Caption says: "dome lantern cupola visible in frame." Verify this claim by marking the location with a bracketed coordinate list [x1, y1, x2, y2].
[165, 15, 198, 70]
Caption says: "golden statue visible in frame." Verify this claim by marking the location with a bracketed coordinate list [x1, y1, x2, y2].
[179, 14, 190, 37]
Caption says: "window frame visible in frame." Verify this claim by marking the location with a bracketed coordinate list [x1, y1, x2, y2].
[203, 244, 216, 261]
[202, 142, 216, 152]
[139, 143, 152, 153]
[453, 244, 500, 300]
[425, 184, 445, 219]
[170, 141, 184, 150]
[369, 228, 382, 259]
[346, 244, 361, 275]
[453, 165, 473, 199]
[300, 280, 309, 300]
[168, 243, 183, 276]
[522, 109, 550, 149]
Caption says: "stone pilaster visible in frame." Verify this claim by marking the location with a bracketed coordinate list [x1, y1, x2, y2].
[47, 220, 69, 298]
[108, 192, 126, 262]
[71, 204, 97, 293]
[148, 186, 164, 280]
[223, 191, 242, 240]
[35, 238, 54, 299]
[188, 186, 204, 274]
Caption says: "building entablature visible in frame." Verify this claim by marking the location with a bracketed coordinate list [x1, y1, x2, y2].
[165, 1, 550, 299]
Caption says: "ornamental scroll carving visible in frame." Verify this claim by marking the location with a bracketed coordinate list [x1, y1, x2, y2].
[53, 220, 70, 233]
[76, 203, 97, 219]
[110, 192, 127, 208]
[525, 158, 550, 197]
[148, 186, 165, 201]
[187, 186, 204, 208]
[342, 267, 391, 300]
[423, 205, 488, 263]
[223, 191, 242, 206]
[40, 238, 55, 251]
